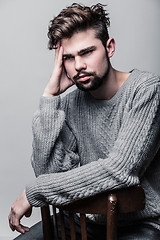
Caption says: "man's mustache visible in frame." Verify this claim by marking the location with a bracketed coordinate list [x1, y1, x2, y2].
[73, 71, 94, 81]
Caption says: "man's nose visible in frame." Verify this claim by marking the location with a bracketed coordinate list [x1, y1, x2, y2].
[75, 57, 87, 72]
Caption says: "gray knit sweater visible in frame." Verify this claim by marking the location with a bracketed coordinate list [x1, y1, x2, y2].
[26, 69, 160, 226]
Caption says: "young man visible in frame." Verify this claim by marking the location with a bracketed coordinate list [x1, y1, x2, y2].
[9, 3, 160, 239]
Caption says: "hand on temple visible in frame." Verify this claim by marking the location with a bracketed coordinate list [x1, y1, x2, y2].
[43, 43, 74, 97]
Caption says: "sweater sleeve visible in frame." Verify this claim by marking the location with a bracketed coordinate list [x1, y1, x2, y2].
[31, 95, 80, 177]
[26, 77, 160, 207]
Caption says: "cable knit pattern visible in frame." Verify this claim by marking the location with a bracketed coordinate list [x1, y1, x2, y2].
[26, 69, 160, 227]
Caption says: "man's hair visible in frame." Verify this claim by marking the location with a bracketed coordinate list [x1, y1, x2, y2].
[48, 3, 110, 49]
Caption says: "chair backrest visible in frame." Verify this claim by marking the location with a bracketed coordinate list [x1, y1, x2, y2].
[41, 185, 145, 240]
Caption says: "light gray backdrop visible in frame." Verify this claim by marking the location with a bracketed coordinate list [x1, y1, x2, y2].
[0, 0, 160, 239]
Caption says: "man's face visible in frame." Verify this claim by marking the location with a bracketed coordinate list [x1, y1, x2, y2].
[62, 28, 110, 91]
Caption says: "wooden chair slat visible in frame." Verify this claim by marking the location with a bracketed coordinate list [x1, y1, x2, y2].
[107, 194, 117, 240]
[41, 206, 53, 240]
[59, 209, 66, 240]
[53, 206, 59, 240]
[69, 212, 76, 240]
[80, 213, 87, 240]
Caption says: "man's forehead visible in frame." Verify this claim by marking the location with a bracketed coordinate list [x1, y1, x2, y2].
[61, 29, 100, 54]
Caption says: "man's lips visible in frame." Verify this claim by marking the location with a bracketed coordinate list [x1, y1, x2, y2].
[77, 75, 91, 82]
[73, 71, 94, 83]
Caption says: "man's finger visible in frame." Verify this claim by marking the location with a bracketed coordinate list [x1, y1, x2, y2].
[9, 216, 30, 234]
[11, 223, 30, 234]
[16, 224, 30, 234]
[8, 212, 15, 231]
[21, 225, 30, 232]
[57, 46, 63, 65]
[55, 42, 61, 61]
[14, 224, 25, 234]
[9, 222, 15, 232]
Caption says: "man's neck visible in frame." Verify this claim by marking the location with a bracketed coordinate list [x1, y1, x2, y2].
[90, 67, 130, 100]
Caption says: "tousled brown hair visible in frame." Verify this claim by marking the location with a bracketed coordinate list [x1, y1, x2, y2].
[48, 3, 110, 49]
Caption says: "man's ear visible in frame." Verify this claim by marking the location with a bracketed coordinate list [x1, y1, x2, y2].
[106, 38, 115, 58]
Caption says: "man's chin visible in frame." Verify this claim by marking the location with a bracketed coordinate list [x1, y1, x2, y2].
[76, 82, 93, 91]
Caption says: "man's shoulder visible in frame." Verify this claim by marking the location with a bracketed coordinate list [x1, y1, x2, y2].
[129, 69, 160, 92]
[134, 69, 160, 85]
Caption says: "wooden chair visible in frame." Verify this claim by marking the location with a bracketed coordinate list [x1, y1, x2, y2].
[41, 185, 145, 240]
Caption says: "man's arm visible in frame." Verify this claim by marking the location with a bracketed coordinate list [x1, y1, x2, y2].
[31, 96, 80, 177]
[8, 43, 77, 233]
[25, 76, 160, 207]
[31, 43, 78, 177]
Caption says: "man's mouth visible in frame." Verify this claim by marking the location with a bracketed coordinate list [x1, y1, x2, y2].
[77, 75, 91, 82]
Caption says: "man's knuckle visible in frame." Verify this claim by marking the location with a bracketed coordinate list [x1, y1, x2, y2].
[11, 206, 15, 213]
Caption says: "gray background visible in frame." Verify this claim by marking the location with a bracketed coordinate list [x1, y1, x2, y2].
[0, 0, 160, 239]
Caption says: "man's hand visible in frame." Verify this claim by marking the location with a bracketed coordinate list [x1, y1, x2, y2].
[43, 43, 74, 97]
[8, 189, 32, 234]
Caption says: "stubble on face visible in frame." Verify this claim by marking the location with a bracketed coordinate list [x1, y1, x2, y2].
[73, 54, 110, 92]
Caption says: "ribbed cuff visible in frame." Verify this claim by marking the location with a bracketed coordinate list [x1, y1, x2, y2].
[39, 95, 61, 112]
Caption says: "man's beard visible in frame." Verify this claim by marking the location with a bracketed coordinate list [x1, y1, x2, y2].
[73, 61, 110, 92]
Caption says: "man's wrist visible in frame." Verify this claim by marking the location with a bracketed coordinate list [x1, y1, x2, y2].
[43, 88, 59, 97]
[43, 92, 54, 97]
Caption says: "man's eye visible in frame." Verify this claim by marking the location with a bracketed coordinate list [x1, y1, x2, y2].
[63, 56, 73, 61]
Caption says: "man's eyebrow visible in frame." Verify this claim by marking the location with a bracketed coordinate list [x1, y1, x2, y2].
[62, 46, 96, 58]
[78, 46, 96, 55]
